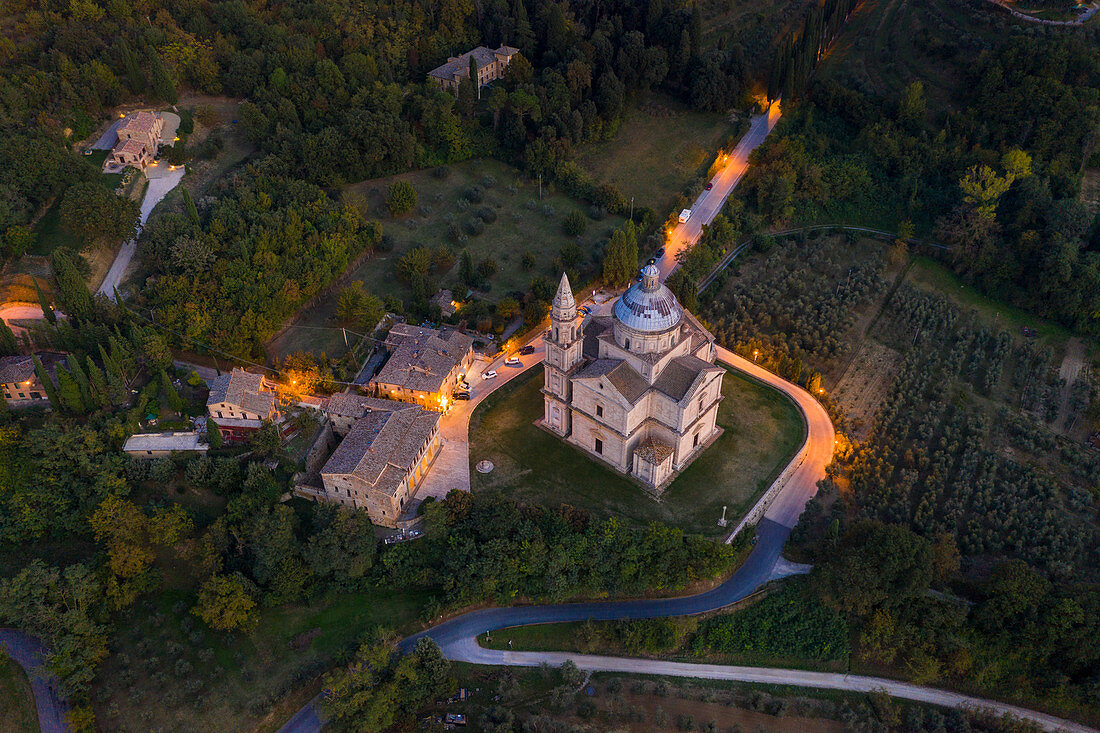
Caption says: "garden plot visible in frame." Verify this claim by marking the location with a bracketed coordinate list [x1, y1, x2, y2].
[833, 340, 902, 438]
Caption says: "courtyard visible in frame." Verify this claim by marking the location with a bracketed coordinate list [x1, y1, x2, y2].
[468, 366, 805, 538]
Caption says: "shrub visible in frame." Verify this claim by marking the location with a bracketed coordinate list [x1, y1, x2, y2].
[464, 217, 485, 236]
[386, 180, 417, 216]
[432, 166, 450, 179]
[476, 206, 497, 223]
[562, 210, 587, 236]
[463, 185, 484, 203]
[480, 174, 497, 188]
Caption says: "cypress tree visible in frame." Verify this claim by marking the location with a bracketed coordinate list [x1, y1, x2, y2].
[160, 371, 184, 413]
[35, 281, 55, 325]
[56, 365, 85, 414]
[32, 356, 60, 410]
[50, 249, 93, 319]
[67, 355, 94, 412]
[0, 320, 16, 356]
[182, 188, 200, 226]
[149, 49, 177, 104]
[205, 417, 223, 449]
[469, 54, 480, 100]
[119, 38, 146, 93]
[87, 356, 111, 409]
[99, 344, 129, 406]
[110, 332, 135, 379]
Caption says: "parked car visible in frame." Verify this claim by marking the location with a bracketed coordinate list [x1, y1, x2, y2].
[678, 208, 692, 223]
[704, 181, 714, 190]
[520, 345, 536, 355]
[454, 391, 471, 400]
[578, 305, 591, 316]
[482, 370, 497, 379]
[655, 247, 665, 257]
[505, 357, 521, 366]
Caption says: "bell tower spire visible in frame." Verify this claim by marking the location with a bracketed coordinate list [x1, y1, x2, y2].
[542, 272, 583, 436]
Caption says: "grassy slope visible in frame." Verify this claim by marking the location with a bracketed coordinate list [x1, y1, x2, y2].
[575, 97, 733, 214]
[268, 158, 624, 359]
[0, 653, 39, 733]
[469, 365, 804, 538]
[93, 586, 431, 733]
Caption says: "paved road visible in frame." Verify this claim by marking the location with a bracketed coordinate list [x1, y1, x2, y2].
[985, 0, 1099, 24]
[445, 646, 1096, 733]
[0, 629, 69, 733]
[656, 101, 782, 282]
[401, 329, 550, 514]
[98, 164, 186, 299]
[715, 346, 834, 531]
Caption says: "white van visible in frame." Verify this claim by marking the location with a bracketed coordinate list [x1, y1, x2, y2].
[678, 209, 692, 223]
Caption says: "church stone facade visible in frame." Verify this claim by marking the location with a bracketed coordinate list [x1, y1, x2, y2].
[539, 266, 725, 493]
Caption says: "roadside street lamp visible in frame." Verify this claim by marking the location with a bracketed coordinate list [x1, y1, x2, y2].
[753, 350, 759, 362]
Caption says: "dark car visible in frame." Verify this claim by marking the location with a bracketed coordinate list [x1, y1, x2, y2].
[454, 391, 471, 400]
[655, 247, 665, 257]
[520, 345, 536, 355]
[704, 182, 714, 190]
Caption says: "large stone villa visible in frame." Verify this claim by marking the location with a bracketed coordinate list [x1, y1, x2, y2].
[428, 45, 520, 93]
[540, 267, 725, 493]
[369, 323, 475, 411]
[315, 392, 442, 527]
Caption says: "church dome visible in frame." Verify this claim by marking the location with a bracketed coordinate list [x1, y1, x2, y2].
[613, 264, 683, 333]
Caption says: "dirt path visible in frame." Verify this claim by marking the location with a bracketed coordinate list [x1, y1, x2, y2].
[1055, 338, 1086, 431]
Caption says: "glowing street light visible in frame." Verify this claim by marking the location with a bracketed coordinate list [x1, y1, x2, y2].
[753, 350, 759, 362]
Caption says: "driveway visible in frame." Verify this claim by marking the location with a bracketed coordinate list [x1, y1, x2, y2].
[401, 333, 548, 514]
[97, 164, 186, 299]
[0, 629, 70, 733]
[656, 101, 782, 282]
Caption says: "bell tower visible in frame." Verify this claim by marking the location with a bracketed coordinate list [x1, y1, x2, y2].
[542, 273, 583, 436]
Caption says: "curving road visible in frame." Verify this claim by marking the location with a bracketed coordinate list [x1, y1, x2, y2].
[0, 629, 69, 733]
[656, 101, 782, 282]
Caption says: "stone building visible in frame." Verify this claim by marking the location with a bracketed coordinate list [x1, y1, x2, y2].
[318, 396, 441, 527]
[428, 45, 520, 93]
[369, 323, 474, 410]
[540, 267, 725, 493]
[123, 431, 208, 458]
[206, 368, 281, 442]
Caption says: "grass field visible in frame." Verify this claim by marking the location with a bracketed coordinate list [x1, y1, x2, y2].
[0, 652, 39, 733]
[468, 365, 804, 538]
[93, 586, 431, 732]
[31, 151, 125, 257]
[907, 256, 1080, 354]
[575, 97, 735, 214]
[268, 158, 624, 359]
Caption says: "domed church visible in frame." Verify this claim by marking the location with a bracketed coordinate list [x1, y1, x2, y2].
[540, 265, 725, 493]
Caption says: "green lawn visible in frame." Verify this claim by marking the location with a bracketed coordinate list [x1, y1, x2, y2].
[576, 97, 735, 214]
[92, 586, 432, 732]
[469, 365, 804, 538]
[31, 151, 124, 256]
[0, 652, 39, 733]
[907, 256, 1080, 351]
[267, 158, 625, 360]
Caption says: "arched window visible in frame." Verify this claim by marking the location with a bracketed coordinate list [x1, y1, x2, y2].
[624, 338, 631, 351]
[553, 327, 559, 341]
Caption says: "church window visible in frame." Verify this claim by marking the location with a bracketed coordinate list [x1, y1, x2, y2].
[624, 338, 631, 350]
[554, 328, 559, 340]
[693, 431, 700, 448]
[594, 438, 603, 454]
[671, 335, 676, 346]
[596, 404, 603, 417]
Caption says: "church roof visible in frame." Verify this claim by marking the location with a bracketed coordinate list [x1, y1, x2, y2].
[634, 436, 674, 464]
[613, 264, 683, 333]
[653, 355, 723, 402]
[575, 358, 649, 404]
